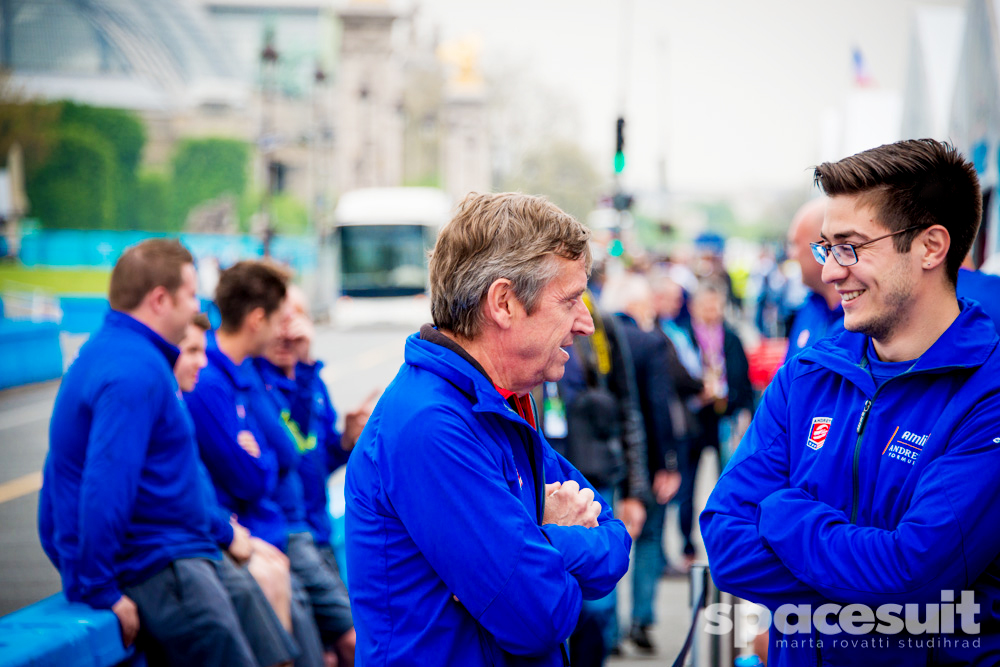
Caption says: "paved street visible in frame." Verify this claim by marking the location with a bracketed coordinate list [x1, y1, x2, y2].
[0, 321, 719, 665]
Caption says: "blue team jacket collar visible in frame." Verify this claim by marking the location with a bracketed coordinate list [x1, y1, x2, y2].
[105, 309, 180, 367]
[254, 357, 297, 392]
[205, 330, 252, 390]
[800, 298, 998, 384]
[403, 332, 530, 420]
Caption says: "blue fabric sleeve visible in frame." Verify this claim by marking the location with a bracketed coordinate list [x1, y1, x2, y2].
[76, 375, 159, 609]
[186, 379, 272, 504]
[381, 405, 584, 656]
[757, 394, 1000, 605]
[539, 447, 632, 600]
[699, 364, 826, 608]
[197, 461, 234, 548]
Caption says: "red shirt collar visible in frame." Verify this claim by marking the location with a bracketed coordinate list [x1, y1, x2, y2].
[494, 384, 536, 430]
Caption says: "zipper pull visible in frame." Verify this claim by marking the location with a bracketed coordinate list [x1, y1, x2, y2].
[856, 400, 872, 434]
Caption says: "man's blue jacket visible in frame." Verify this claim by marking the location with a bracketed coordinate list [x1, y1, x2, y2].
[701, 299, 1000, 666]
[784, 291, 844, 362]
[186, 337, 287, 550]
[345, 332, 632, 666]
[39, 311, 219, 609]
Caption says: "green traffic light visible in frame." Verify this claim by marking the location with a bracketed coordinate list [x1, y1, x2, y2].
[614, 151, 625, 173]
[608, 238, 624, 257]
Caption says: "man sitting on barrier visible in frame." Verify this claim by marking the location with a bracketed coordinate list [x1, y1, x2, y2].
[185, 261, 351, 666]
[38, 239, 265, 666]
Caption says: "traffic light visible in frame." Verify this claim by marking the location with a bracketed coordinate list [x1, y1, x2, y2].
[614, 116, 625, 173]
[612, 192, 633, 211]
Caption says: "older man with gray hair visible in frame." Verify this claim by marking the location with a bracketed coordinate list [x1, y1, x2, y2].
[345, 192, 632, 666]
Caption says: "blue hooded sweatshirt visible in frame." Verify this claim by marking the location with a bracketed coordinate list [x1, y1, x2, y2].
[250, 357, 314, 536]
[345, 331, 632, 666]
[38, 310, 219, 609]
[185, 335, 287, 550]
[701, 299, 1000, 666]
[257, 358, 348, 546]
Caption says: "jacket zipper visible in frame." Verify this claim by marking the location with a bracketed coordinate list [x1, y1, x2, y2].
[850, 397, 873, 524]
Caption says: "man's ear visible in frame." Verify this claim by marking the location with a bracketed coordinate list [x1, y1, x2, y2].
[482, 278, 516, 330]
[245, 306, 266, 332]
[918, 225, 951, 271]
[145, 285, 171, 316]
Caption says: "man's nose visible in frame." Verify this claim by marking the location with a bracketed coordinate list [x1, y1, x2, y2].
[575, 302, 595, 336]
[821, 256, 847, 284]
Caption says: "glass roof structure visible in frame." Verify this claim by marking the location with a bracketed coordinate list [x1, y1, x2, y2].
[0, 0, 247, 110]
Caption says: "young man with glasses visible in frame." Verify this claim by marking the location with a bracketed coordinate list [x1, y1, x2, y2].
[702, 139, 1000, 666]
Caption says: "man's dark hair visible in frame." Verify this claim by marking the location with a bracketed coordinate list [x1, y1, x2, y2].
[813, 138, 981, 286]
[191, 312, 211, 331]
[215, 260, 290, 332]
[109, 239, 193, 311]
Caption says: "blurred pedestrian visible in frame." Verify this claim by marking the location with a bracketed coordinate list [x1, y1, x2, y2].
[784, 197, 844, 361]
[539, 289, 650, 663]
[346, 192, 631, 666]
[601, 272, 684, 653]
[677, 281, 753, 568]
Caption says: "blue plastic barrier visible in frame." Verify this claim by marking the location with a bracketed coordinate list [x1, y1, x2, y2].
[59, 297, 110, 336]
[0, 593, 135, 667]
[18, 230, 318, 276]
[0, 320, 63, 390]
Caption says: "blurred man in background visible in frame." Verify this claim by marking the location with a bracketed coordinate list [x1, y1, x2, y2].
[601, 272, 684, 654]
[540, 289, 649, 663]
[784, 197, 844, 361]
[678, 281, 753, 569]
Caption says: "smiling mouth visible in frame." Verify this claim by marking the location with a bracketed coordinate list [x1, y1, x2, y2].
[841, 289, 865, 303]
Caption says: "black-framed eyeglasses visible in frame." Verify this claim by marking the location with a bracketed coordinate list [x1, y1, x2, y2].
[809, 225, 927, 267]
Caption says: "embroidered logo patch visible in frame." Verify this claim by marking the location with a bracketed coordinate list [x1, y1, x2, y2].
[807, 417, 832, 451]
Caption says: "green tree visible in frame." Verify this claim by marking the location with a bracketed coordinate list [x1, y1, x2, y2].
[238, 190, 311, 235]
[55, 103, 146, 230]
[132, 170, 173, 231]
[171, 138, 250, 228]
[27, 125, 117, 229]
[58, 102, 145, 176]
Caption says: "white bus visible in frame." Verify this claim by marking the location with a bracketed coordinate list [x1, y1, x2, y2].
[330, 187, 452, 327]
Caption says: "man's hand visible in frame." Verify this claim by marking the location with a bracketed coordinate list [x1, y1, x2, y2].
[542, 480, 601, 528]
[342, 389, 379, 451]
[652, 470, 682, 504]
[617, 497, 646, 539]
[285, 314, 315, 365]
[227, 517, 254, 564]
[112, 594, 140, 648]
[250, 536, 290, 568]
[237, 430, 260, 458]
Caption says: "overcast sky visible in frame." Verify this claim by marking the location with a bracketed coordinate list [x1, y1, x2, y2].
[407, 0, 966, 197]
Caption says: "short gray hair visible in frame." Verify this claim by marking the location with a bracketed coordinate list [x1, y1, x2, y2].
[429, 192, 592, 339]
